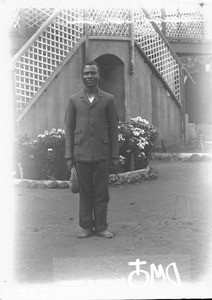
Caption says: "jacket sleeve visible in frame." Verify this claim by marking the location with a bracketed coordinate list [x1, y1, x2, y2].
[65, 98, 76, 160]
[107, 96, 119, 159]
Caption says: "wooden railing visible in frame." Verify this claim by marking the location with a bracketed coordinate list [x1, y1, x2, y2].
[11, 8, 84, 113]
[148, 5, 212, 42]
[11, 6, 198, 117]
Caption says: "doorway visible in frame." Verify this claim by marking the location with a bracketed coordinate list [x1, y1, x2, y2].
[95, 54, 125, 121]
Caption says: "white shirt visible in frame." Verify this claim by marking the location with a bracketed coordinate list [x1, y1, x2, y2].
[88, 96, 95, 103]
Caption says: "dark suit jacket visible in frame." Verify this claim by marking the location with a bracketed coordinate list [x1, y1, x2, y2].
[65, 88, 119, 162]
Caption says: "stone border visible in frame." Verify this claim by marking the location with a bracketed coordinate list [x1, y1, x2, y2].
[151, 152, 212, 162]
[13, 152, 211, 189]
[13, 165, 157, 189]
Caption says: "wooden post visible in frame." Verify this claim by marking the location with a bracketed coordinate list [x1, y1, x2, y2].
[129, 9, 135, 75]
[83, 9, 89, 62]
[11, 66, 18, 134]
[18, 8, 26, 36]
[161, 8, 166, 37]
[199, 3, 205, 40]
[180, 67, 186, 146]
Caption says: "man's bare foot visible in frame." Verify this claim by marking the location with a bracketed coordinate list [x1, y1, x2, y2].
[77, 228, 94, 238]
[95, 230, 114, 238]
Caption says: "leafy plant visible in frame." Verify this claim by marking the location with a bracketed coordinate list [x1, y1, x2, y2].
[117, 117, 158, 172]
[13, 129, 69, 180]
[13, 117, 158, 180]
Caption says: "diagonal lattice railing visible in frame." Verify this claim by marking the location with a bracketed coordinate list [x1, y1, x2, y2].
[12, 6, 192, 115]
[11, 7, 54, 32]
[23, 7, 55, 30]
[12, 8, 84, 112]
[11, 5, 212, 41]
[86, 7, 130, 37]
[133, 8, 181, 103]
[149, 6, 212, 42]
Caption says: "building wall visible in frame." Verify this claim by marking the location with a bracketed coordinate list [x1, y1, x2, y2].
[17, 39, 182, 148]
[185, 69, 212, 124]
[89, 40, 182, 147]
[18, 45, 84, 137]
[151, 75, 182, 147]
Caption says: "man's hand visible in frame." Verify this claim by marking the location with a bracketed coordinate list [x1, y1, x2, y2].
[111, 158, 119, 166]
[67, 159, 74, 173]
[110, 158, 119, 175]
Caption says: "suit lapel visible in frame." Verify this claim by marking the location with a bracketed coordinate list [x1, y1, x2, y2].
[90, 96, 100, 107]
[80, 89, 103, 107]
[79, 90, 90, 106]
[90, 89, 103, 107]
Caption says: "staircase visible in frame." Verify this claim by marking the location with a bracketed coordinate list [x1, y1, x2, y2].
[11, 7, 186, 118]
[11, 8, 84, 120]
[10, 6, 211, 143]
[142, 6, 212, 55]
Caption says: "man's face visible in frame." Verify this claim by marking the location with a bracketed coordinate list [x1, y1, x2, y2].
[82, 64, 100, 88]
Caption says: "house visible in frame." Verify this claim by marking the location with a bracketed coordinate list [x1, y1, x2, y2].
[10, 6, 212, 148]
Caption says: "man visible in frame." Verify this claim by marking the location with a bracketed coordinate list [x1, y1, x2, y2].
[65, 61, 119, 238]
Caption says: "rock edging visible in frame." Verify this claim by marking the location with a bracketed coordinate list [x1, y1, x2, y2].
[151, 152, 212, 162]
[13, 165, 157, 189]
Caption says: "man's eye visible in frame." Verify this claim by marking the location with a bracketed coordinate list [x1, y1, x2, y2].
[84, 72, 96, 75]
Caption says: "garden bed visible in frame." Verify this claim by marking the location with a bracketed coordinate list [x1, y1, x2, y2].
[151, 152, 212, 162]
[13, 165, 158, 189]
[13, 117, 158, 181]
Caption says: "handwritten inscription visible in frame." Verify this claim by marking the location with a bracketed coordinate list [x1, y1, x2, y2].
[128, 259, 182, 288]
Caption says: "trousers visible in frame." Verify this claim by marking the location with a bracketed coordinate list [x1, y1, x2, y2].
[75, 160, 110, 231]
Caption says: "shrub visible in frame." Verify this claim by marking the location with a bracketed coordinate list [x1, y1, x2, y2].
[13, 117, 158, 180]
[13, 129, 69, 180]
[117, 117, 158, 172]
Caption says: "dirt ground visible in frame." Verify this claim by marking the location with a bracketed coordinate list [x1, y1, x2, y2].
[10, 160, 212, 299]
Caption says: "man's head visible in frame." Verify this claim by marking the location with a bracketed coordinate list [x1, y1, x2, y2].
[82, 61, 100, 89]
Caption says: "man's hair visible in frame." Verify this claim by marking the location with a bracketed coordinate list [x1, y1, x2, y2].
[82, 60, 101, 75]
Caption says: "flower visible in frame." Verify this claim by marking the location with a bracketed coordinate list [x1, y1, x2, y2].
[14, 120, 158, 180]
[138, 152, 145, 158]
[119, 155, 126, 165]
[131, 116, 149, 125]
[50, 128, 57, 135]
[137, 141, 145, 149]
[118, 134, 125, 141]
[133, 131, 140, 136]
[131, 117, 140, 122]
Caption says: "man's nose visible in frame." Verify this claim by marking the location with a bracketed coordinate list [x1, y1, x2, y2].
[88, 73, 92, 78]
